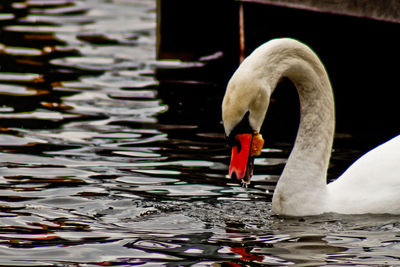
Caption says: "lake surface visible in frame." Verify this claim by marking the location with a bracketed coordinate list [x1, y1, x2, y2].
[0, 0, 400, 266]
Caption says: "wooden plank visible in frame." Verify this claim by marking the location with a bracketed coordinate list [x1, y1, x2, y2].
[239, 0, 400, 23]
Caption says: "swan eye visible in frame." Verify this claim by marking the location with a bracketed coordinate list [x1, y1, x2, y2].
[225, 111, 252, 145]
[225, 134, 235, 147]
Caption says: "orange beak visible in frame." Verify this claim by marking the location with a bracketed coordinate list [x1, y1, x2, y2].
[228, 132, 264, 184]
[229, 134, 253, 183]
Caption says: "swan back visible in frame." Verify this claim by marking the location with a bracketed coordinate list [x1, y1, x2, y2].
[327, 135, 400, 214]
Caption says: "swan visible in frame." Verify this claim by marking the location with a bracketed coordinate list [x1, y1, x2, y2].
[222, 38, 400, 216]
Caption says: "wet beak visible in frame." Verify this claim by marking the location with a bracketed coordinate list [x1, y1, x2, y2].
[229, 134, 254, 183]
[228, 132, 264, 184]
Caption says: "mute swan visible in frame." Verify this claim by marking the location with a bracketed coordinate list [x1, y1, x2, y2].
[222, 38, 400, 216]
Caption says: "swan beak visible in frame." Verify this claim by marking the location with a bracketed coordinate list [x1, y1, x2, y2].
[229, 134, 254, 183]
[229, 132, 264, 183]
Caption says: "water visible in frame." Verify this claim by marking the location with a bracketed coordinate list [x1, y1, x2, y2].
[0, 0, 399, 266]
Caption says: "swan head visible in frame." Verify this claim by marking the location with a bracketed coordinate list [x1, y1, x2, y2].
[222, 59, 271, 183]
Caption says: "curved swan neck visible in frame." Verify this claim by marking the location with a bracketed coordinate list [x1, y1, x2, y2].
[238, 39, 335, 174]
[276, 43, 335, 184]
[265, 39, 335, 215]
[223, 38, 335, 215]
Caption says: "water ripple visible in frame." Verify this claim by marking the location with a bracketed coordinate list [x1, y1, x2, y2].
[0, 0, 399, 266]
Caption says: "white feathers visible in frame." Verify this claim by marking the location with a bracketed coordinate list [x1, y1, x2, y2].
[222, 38, 400, 216]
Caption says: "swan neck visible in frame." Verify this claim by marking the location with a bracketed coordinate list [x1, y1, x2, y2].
[285, 61, 334, 170]
[268, 41, 335, 215]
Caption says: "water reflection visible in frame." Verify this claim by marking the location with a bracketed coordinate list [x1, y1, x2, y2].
[0, 0, 400, 266]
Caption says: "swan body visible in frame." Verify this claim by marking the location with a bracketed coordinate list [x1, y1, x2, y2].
[222, 38, 400, 216]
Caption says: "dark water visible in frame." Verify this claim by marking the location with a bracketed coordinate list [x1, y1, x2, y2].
[0, 1, 400, 266]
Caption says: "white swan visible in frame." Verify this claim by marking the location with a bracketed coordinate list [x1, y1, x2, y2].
[222, 38, 400, 216]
